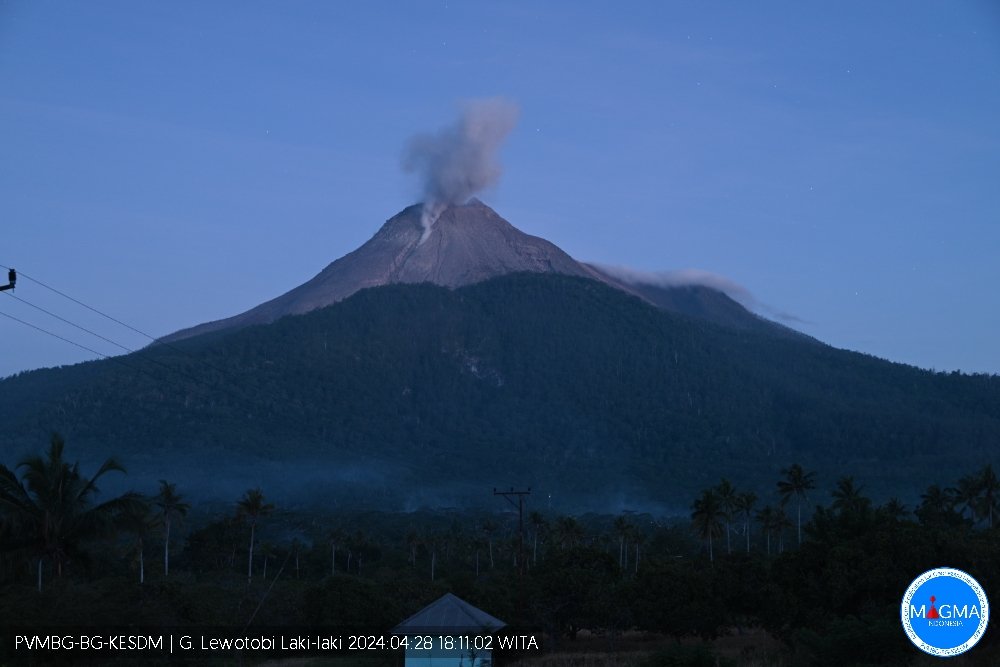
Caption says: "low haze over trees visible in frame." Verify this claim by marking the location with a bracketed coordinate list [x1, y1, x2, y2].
[3, 439, 1000, 665]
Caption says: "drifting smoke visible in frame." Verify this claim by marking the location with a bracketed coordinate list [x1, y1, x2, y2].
[591, 264, 806, 324]
[594, 265, 755, 306]
[402, 97, 520, 242]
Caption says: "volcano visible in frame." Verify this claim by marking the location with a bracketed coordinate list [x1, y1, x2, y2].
[162, 199, 795, 343]
[2, 202, 999, 508]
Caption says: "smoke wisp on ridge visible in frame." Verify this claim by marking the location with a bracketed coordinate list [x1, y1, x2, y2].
[592, 264, 807, 324]
[594, 265, 756, 306]
[402, 97, 520, 242]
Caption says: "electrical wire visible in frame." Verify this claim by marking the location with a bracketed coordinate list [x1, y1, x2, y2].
[1, 290, 242, 399]
[0, 263, 428, 477]
[3, 291, 135, 354]
[0, 308, 161, 380]
[0, 263, 157, 342]
[1, 289, 236, 396]
[0, 291, 265, 422]
[0, 261, 301, 413]
[0, 300, 298, 450]
[0, 262, 243, 383]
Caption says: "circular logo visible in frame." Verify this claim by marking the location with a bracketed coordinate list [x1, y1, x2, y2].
[901, 567, 989, 657]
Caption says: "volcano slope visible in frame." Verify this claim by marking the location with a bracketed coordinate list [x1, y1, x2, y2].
[1, 273, 997, 510]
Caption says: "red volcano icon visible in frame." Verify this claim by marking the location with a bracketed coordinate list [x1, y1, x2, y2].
[927, 596, 940, 619]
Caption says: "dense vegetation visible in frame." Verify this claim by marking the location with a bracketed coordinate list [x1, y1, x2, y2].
[3, 438, 1000, 665]
[0, 274, 997, 509]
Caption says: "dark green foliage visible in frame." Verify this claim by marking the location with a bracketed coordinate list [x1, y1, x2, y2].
[302, 574, 411, 628]
[3, 470, 1000, 665]
[9, 442, 1000, 665]
[632, 560, 729, 640]
[182, 517, 244, 573]
[0, 434, 143, 590]
[640, 644, 736, 667]
[790, 614, 909, 667]
[532, 546, 620, 638]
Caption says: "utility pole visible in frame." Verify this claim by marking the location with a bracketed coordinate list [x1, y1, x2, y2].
[0, 268, 15, 292]
[493, 487, 531, 575]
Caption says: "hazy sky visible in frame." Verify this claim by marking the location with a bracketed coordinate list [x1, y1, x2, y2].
[1, 1, 998, 378]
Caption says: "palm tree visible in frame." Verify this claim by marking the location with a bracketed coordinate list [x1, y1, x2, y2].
[481, 518, 498, 568]
[613, 515, 631, 569]
[777, 463, 816, 546]
[691, 489, 724, 561]
[0, 433, 141, 591]
[405, 529, 420, 567]
[921, 484, 954, 508]
[552, 516, 584, 550]
[350, 529, 377, 575]
[978, 465, 999, 529]
[774, 506, 793, 553]
[916, 484, 959, 526]
[716, 479, 737, 555]
[470, 532, 487, 577]
[291, 538, 302, 579]
[424, 532, 441, 581]
[119, 497, 156, 585]
[881, 497, 909, 521]
[529, 511, 546, 565]
[632, 528, 645, 574]
[446, 519, 463, 562]
[328, 528, 345, 576]
[734, 491, 757, 554]
[831, 476, 870, 516]
[949, 474, 981, 523]
[258, 541, 276, 580]
[154, 480, 189, 577]
[755, 505, 779, 556]
[236, 488, 274, 584]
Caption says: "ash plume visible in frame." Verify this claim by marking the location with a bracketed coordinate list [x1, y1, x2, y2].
[402, 97, 520, 242]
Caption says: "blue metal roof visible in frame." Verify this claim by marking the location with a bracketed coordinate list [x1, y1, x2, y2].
[392, 593, 506, 634]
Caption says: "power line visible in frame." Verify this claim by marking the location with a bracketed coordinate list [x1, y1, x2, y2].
[0, 263, 432, 478]
[3, 291, 135, 354]
[0, 262, 243, 384]
[2, 298, 429, 477]
[494, 487, 531, 575]
[2, 273, 327, 443]
[0, 292, 264, 420]
[0, 290, 243, 402]
[1, 289, 231, 394]
[0, 306, 282, 437]
[0, 308, 159, 380]
[1, 299, 443, 480]
[0, 301, 300, 458]
[0, 263, 158, 342]
[0, 264, 311, 423]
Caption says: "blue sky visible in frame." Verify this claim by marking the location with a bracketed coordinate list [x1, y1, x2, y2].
[1, 1, 998, 377]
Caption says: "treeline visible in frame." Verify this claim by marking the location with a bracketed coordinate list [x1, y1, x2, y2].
[4, 437, 1000, 665]
[1, 273, 999, 508]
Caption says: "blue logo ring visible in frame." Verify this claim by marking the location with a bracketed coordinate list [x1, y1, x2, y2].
[901, 567, 989, 657]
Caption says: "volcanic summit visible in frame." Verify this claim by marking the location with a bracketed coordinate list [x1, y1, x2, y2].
[162, 199, 790, 343]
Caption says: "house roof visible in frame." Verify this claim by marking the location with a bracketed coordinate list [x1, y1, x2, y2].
[391, 593, 506, 635]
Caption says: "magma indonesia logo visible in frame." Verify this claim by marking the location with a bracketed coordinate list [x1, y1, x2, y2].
[901, 567, 989, 657]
